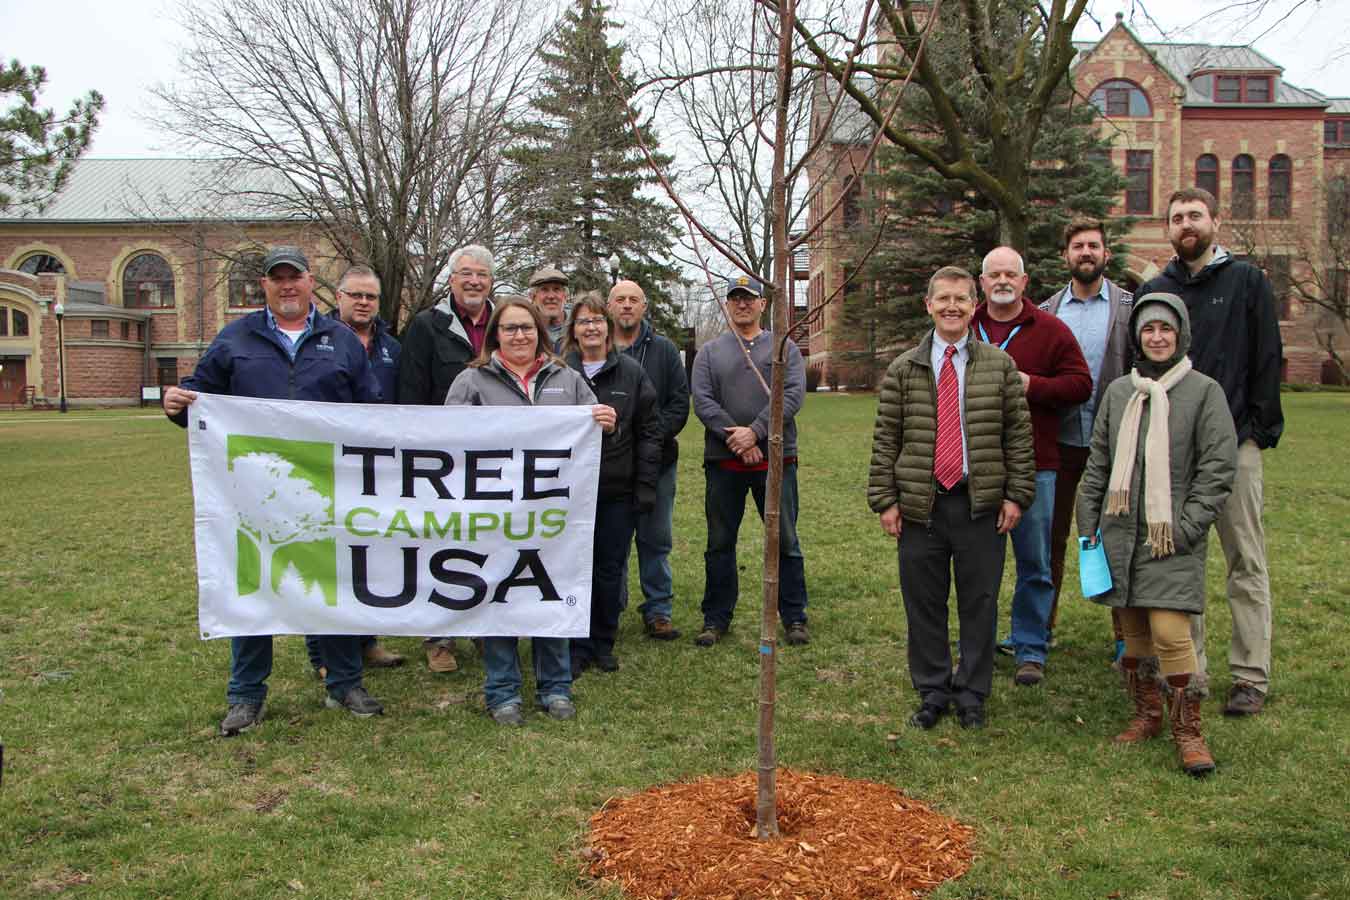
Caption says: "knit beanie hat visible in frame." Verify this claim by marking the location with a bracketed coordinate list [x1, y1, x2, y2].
[1135, 303, 1180, 343]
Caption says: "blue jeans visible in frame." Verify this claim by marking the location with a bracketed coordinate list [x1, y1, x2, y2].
[701, 462, 808, 631]
[229, 634, 363, 704]
[305, 635, 375, 670]
[1009, 470, 1057, 665]
[619, 463, 678, 622]
[481, 637, 571, 711]
[574, 498, 639, 660]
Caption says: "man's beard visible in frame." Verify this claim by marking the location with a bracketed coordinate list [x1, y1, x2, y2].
[1071, 260, 1107, 286]
[988, 288, 1019, 306]
[1172, 230, 1213, 262]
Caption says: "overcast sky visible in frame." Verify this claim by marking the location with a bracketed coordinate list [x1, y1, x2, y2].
[8, 0, 1350, 158]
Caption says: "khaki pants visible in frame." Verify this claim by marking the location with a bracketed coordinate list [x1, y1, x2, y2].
[1189, 440, 1273, 693]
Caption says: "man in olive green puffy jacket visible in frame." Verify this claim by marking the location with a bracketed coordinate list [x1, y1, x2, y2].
[868, 265, 1035, 730]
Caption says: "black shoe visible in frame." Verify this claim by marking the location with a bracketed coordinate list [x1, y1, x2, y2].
[570, 655, 593, 677]
[220, 701, 265, 737]
[785, 621, 810, 646]
[595, 654, 620, 672]
[908, 703, 947, 730]
[957, 705, 986, 730]
[325, 686, 384, 718]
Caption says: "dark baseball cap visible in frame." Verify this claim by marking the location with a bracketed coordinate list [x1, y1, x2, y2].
[262, 246, 310, 274]
[724, 274, 764, 299]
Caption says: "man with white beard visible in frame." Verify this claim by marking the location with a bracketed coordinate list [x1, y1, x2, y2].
[971, 246, 1091, 689]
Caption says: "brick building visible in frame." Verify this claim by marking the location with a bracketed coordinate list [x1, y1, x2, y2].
[0, 159, 337, 407]
[805, 16, 1349, 385]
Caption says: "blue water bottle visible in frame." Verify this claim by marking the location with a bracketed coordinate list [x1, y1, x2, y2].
[1078, 531, 1113, 598]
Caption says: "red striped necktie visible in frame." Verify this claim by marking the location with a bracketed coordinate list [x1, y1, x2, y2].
[934, 344, 963, 489]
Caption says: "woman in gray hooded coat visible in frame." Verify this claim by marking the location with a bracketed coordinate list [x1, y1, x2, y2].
[1078, 292, 1236, 776]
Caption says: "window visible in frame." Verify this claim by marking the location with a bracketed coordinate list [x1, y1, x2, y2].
[157, 357, 178, 387]
[1125, 150, 1153, 214]
[122, 252, 175, 308]
[1269, 155, 1292, 219]
[0, 308, 7, 336]
[136, 322, 145, 342]
[228, 253, 266, 307]
[841, 178, 862, 232]
[1215, 74, 1273, 103]
[1090, 80, 1151, 117]
[1326, 120, 1350, 146]
[13, 310, 26, 336]
[1196, 155, 1219, 203]
[1330, 177, 1350, 239]
[17, 253, 65, 275]
[1232, 155, 1255, 218]
[91, 319, 110, 338]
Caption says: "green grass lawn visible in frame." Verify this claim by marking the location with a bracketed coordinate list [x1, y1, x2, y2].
[2, 393, 1347, 899]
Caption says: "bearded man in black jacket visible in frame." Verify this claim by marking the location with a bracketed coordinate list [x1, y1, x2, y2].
[1139, 187, 1283, 716]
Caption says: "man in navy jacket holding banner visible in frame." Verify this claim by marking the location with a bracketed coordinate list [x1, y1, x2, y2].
[164, 245, 385, 736]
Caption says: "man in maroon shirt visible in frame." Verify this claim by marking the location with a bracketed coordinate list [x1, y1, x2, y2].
[973, 246, 1091, 687]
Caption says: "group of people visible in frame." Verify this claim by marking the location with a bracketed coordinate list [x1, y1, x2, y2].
[162, 245, 807, 734]
[162, 183, 1282, 774]
[869, 187, 1282, 776]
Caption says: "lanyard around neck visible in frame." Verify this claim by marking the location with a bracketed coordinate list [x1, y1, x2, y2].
[976, 321, 1021, 351]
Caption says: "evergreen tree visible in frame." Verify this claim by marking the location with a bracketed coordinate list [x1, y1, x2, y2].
[1, 60, 103, 213]
[506, 0, 685, 334]
[834, 39, 1130, 385]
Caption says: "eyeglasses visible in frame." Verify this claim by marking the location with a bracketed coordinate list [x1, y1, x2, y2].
[454, 269, 491, 281]
[339, 290, 380, 302]
[499, 323, 537, 335]
[727, 295, 761, 306]
[574, 316, 607, 328]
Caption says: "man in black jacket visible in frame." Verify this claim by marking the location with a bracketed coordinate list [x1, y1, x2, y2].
[609, 279, 691, 640]
[1139, 187, 1284, 716]
[395, 244, 497, 673]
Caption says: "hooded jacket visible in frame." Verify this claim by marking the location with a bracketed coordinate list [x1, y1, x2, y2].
[327, 309, 401, 404]
[1139, 248, 1283, 449]
[1076, 294, 1237, 614]
[567, 348, 662, 510]
[170, 306, 381, 426]
[619, 319, 690, 469]
[397, 296, 495, 405]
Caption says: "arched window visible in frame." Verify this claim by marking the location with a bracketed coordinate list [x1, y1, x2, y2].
[1195, 155, 1219, 204]
[1269, 155, 1292, 219]
[122, 253, 175, 308]
[1232, 155, 1255, 218]
[0, 305, 30, 337]
[1090, 80, 1151, 118]
[228, 253, 266, 307]
[17, 253, 66, 275]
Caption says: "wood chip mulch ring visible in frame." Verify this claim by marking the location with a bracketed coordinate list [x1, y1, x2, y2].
[584, 768, 975, 899]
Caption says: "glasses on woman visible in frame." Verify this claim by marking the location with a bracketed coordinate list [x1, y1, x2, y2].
[574, 316, 607, 328]
[499, 323, 537, 335]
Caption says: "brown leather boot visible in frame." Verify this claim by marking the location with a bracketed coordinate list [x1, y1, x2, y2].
[1166, 674, 1216, 777]
[1113, 658, 1163, 744]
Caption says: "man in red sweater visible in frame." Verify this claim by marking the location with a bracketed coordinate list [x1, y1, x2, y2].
[973, 246, 1091, 687]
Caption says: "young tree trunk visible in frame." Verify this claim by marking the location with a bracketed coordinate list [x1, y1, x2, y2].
[755, 0, 797, 841]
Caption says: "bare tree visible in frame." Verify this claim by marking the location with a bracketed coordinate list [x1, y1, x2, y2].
[151, 0, 539, 328]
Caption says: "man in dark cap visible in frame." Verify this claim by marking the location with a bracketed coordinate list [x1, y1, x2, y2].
[528, 265, 570, 352]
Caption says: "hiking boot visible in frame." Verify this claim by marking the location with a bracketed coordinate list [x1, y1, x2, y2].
[220, 701, 264, 737]
[595, 654, 620, 673]
[1223, 681, 1265, 716]
[325, 686, 384, 718]
[490, 702, 525, 726]
[785, 622, 810, 646]
[363, 641, 405, 668]
[425, 640, 458, 673]
[1113, 657, 1163, 744]
[644, 617, 681, 641]
[541, 697, 576, 721]
[694, 625, 724, 647]
[1014, 661, 1044, 686]
[1166, 675, 1216, 777]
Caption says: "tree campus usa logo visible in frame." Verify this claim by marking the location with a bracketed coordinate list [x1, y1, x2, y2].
[226, 435, 338, 607]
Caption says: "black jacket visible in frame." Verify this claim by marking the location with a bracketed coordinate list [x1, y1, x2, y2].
[327, 309, 401, 404]
[396, 298, 494, 405]
[568, 349, 662, 511]
[1140, 250, 1284, 449]
[619, 319, 690, 468]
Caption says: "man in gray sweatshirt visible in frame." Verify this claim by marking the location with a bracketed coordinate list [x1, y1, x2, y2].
[690, 275, 809, 647]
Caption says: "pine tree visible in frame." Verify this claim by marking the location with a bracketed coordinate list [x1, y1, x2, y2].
[833, 40, 1131, 385]
[506, 0, 685, 333]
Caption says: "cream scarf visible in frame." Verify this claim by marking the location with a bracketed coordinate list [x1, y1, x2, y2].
[1106, 357, 1192, 559]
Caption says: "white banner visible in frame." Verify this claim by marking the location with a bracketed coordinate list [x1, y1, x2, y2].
[187, 394, 600, 639]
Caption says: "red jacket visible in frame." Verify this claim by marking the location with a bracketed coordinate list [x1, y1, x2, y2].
[971, 300, 1091, 471]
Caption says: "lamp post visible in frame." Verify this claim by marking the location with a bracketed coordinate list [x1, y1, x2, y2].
[608, 253, 620, 286]
[53, 302, 68, 413]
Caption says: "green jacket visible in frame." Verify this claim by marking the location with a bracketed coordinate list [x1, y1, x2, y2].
[1076, 293, 1237, 613]
[868, 331, 1036, 524]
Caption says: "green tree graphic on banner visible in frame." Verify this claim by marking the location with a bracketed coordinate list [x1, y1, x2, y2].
[226, 436, 337, 607]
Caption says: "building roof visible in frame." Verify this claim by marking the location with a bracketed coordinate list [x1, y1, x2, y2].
[1326, 98, 1350, 114]
[1, 158, 299, 223]
[815, 74, 879, 144]
[1074, 34, 1328, 108]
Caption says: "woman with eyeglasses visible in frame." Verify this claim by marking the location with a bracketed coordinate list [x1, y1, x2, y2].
[445, 296, 615, 726]
[562, 292, 661, 677]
